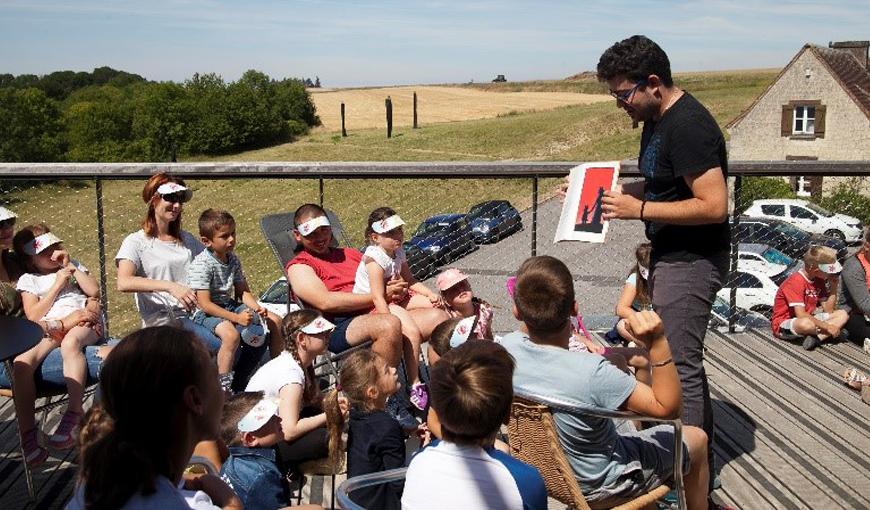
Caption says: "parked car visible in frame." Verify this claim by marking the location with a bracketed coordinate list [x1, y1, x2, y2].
[733, 216, 848, 261]
[709, 295, 770, 333]
[409, 214, 476, 264]
[735, 243, 801, 285]
[717, 269, 779, 317]
[467, 200, 523, 243]
[743, 199, 862, 243]
[403, 242, 437, 280]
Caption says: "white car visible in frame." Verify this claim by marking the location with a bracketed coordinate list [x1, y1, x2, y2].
[743, 199, 862, 243]
[735, 243, 801, 285]
[717, 269, 779, 317]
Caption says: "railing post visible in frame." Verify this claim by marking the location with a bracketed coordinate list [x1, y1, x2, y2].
[531, 176, 538, 256]
[318, 176, 324, 207]
[95, 177, 109, 337]
[729, 175, 742, 334]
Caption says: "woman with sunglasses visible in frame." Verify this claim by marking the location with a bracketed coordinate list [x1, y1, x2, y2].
[0, 206, 109, 466]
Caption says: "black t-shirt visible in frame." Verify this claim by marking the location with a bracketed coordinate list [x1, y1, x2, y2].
[639, 92, 730, 262]
[347, 408, 405, 510]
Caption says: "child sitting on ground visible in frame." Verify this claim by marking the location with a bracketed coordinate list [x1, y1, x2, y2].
[14, 224, 102, 463]
[501, 256, 712, 510]
[403, 340, 547, 510]
[352, 206, 441, 410]
[219, 392, 288, 509]
[771, 245, 849, 351]
[610, 242, 653, 344]
[435, 268, 494, 340]
[324, 350, 405, 510]
[187, 208, 283, 386]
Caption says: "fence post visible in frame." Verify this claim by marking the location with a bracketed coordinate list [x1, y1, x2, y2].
[95, 177, 109, 337]
[319, 176, 324, 207]
[531, 176, 539, 256]
[341, 102, 347, 137]
[729, 175, 742, 334]
[413, 92, 418, 129]
[385, 96, 393, 138]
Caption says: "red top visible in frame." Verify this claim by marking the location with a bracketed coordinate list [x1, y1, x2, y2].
[771, 271, 828, 335]
[286, 248, 366, 319]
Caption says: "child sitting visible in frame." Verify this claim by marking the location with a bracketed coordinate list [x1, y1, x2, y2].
[771, 245, 849, 351]
[435, 268, 494, 340]
[324, 350, 405, 510]
[219, 392, 287, 509]
[187, 208, 283, 385]
[612, 242, 653, 344]
[403, 340, 547, 510]
[14, 224, 102, 462]
[501, 256, 711, 510]
[352, 206, 440, 410]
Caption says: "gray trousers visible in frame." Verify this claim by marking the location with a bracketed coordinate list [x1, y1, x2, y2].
[649, 255, 727, 491]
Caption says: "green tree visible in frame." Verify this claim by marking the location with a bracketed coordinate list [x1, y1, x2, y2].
[64, 86, 135, 161]
[131, 82, 193, 161]
[0, 87, 65, 162]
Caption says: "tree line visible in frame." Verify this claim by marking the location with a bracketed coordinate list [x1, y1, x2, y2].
[0, 67, 321, 162]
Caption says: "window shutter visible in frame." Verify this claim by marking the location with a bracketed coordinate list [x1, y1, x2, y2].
[815, 105, 826, 138]
[781, 105, 792, 136]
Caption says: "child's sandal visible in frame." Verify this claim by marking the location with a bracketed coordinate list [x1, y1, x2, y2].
[47, 410, 82, 450]
[21, 428, 49, 467]
[841, 366, 867, 390]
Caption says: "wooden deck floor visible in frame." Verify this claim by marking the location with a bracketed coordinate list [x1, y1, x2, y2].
[0, 328, 867, 509]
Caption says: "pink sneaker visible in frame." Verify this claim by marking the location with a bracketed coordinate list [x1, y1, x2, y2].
[47, 410, 81, 450]
[410, 382, 429, 410]
[21, 428, 48, 467]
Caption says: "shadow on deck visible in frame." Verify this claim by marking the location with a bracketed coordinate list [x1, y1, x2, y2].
[0, 328, 868, 509]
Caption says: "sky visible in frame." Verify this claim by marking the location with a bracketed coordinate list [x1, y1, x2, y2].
[1, 0, 868, 87]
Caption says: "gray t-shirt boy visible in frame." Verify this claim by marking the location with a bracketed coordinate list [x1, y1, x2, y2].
[187, 249, 246, 308]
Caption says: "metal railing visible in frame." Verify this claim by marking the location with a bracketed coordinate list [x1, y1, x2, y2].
[2, 160, 868, 337]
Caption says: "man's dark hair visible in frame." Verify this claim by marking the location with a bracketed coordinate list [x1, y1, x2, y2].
[514, 256, 574, 335]
[596, 35, 673, 87]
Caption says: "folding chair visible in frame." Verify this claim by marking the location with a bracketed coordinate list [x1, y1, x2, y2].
[507, 393, 684, 510]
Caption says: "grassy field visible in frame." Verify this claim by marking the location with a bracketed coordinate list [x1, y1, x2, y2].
[4, 69, 778, 336]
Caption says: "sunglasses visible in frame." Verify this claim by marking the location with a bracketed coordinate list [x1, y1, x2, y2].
[0, 218, 16, 229]
[161, 192, 191, 204]
[610, 79, 646, 103]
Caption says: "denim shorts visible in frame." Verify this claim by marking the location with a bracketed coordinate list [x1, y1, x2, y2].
[0, 343, 109, 390]
[191, 301, 247, 334]
[328, 315, 358, 353]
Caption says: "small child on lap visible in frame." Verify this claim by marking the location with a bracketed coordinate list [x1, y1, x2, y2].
[188, 209, 283, 385]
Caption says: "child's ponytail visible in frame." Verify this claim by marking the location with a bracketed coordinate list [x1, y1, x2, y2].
[323, 388, 346, 471]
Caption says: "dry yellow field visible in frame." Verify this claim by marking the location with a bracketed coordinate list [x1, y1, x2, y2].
[309, 85, 611, 132]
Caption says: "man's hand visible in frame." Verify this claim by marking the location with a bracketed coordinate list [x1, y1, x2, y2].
[602, 189, 644, 221]
[624, 310, 666, 349]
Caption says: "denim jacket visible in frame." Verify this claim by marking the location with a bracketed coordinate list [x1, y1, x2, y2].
[220, 446, 286, 509]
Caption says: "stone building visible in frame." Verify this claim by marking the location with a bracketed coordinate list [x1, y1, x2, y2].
[727, 41, 870, 196]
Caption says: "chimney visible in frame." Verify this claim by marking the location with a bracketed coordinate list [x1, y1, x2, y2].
[828, 40, 869, 69]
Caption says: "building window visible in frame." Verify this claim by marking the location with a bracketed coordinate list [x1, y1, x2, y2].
[793, 105, 815, 134]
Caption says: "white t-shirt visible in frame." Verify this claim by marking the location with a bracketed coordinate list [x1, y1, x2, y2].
[245, 351, 305, 398]
[402, 440, 547, 510]
[352, 246, 406, 294]
[115, 230, 204, 327]
[16, 260, 89, 321]
[65, 475, 220, 510]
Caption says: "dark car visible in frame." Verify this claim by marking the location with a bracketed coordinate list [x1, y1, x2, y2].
[467, 200, 523, 244]
[409, 214, 476, 264]
[733, 216, 848, 262]
[403, 242, 437, 280]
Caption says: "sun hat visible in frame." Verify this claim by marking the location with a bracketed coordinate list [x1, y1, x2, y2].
[436, 268, 469, 291]
[371, 215, 405, 234]
[297, 216, 331, 237]
[818, 261, 842, 274]
[449, 316, 477, 348]
[237, 398, 279, 433]
[155, 182, 193, 202]
[0, 206, 16, 222]
[240, 313, 267, 347]
[23, 232, 62, 256]
[300, 316, 336, 334]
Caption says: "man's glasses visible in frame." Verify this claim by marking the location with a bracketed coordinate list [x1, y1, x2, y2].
[0, 218, 15, 229]
[610, 79, 646, 103]
[161, 192, 191, 204]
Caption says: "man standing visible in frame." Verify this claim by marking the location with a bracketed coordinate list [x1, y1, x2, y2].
[598, 35, 730, 494]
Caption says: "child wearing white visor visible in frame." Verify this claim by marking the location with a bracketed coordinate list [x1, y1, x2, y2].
[13, 223, 102, 463]
[772, 245, 849, 350]
[219, 392, 288, 509]
[352, 207, 441, 411]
